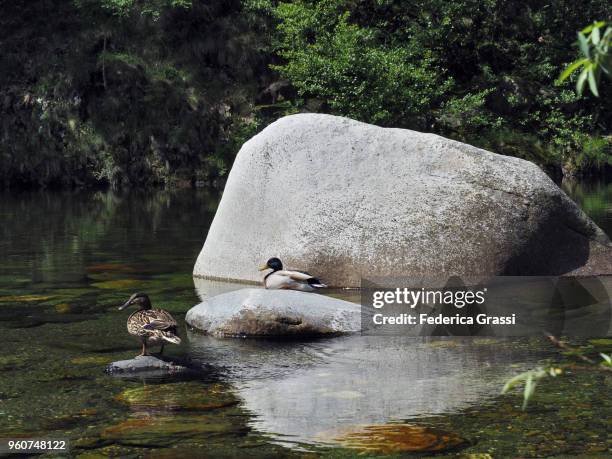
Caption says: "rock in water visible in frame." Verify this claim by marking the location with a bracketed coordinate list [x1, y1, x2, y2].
[185, 288, 361, 337]
[194, 114, 612, 286]
[328, 423, 468, 454]
[106, 355, 188, 374]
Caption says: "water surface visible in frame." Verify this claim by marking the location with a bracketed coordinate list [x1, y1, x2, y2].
[0, 181, 610, 457]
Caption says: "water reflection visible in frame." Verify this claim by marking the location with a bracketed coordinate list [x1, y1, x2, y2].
[0, 189, 220, 284]
[0, 179, 609, 455]
[187, 333, 550, 447]
[193, 277, 256, 301]
[562, 178, 612, 236]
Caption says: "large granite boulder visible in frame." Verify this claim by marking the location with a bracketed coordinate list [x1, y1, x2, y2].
[185, 288, 361, 337]
[194, 114, 612, 286]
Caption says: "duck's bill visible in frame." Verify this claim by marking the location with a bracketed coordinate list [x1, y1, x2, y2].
[118, 301, 131, 310]
[258, 264, 269, 271]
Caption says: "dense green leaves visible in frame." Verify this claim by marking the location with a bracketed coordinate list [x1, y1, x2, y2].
[272, 1, 453, 127]
[0, 0, 268, 188]
[0, 0, 610, 188]
[75, 0, 192, 18]
[558, 21, 611, 97]
[272, 0, 611, 174]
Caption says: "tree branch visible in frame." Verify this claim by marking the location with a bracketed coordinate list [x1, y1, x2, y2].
[544, 332, 612, 371]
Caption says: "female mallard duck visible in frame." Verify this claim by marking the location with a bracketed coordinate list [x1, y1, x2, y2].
[118, 292, 181, 357]
[258, 257, 327, 291]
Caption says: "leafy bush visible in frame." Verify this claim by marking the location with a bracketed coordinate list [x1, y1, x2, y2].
[273, 1, 453, 127]
[0, 0, 271, 188]
[1, 0, 611, 188]
[271, 0, 612, 175]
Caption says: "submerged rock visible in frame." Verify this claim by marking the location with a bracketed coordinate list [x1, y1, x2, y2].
[106, 355, 189, 374]
[327, 423, 468, 454]
[115, 382, 238, 412]
[194, 113, 612, 286]
[185, 288, 361, 337]
[100, 414, 243, 447]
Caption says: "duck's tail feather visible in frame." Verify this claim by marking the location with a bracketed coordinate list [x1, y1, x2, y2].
[160, 332, 181, 344]
[307, 277, 327, 288]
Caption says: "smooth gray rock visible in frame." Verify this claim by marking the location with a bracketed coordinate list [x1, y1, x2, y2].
[185, 288, 361, 337]
[106, 355, 188, 374]
[194, 113, 612, 286]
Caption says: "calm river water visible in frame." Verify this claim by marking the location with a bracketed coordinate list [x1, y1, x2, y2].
[0, 179, 610, 457]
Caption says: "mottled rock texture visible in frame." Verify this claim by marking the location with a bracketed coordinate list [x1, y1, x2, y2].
[194, 114, 612, 287]
[106, 355, 188, 374]
[185, 288, 361, 337]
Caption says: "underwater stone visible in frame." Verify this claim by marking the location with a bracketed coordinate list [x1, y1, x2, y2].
[327, 423, 468, 453]
[100, 414, 243, 446]
[115, 382, 238, 412]
[185, 288, 361, 337]
[193, 113, 612, 286]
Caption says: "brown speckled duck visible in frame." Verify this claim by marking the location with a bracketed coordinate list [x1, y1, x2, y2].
[118, 292, 181, 357]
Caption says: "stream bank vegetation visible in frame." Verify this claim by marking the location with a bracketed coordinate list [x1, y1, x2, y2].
[502, 333, 612, 410]
[1, 0, 610, 189]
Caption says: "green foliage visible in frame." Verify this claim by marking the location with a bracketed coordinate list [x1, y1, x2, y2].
[501, 349, 612, 411]
[272, 1, 452, 127]
[272, 0, 611, 174]
[503, 338, 612, 411]
[0, 0, 271, 188]
[75, 0, 192, 18]
[572, 134, 612, 171]
[1, 0, 611, 188]
[437, 89, 503, 139]
[558, 21, 611, 96]
[501, 367, 562, 410]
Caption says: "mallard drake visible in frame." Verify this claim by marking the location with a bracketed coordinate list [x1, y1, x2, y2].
[118, 292, 181, 357]
[258, 257, 327, 291]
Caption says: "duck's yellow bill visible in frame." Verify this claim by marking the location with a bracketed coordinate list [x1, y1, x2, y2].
[258, 264, 269, 271]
